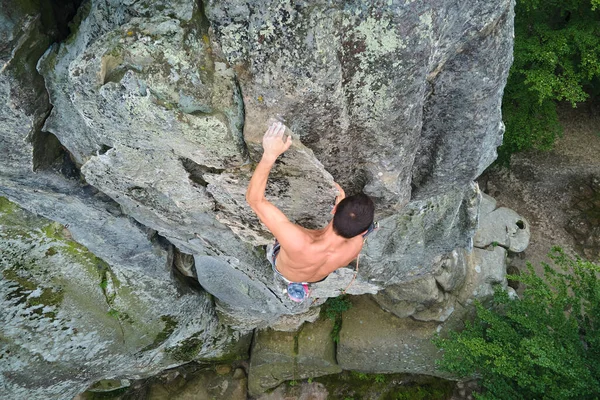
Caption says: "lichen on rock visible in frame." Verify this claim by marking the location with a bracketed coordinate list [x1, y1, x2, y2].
[0, 0, 521, 396]
[0, 197, 248, 399]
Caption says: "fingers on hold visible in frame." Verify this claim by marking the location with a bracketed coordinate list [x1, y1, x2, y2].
[274, 122, 284, 136]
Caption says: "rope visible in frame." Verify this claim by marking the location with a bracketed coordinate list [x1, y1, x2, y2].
[341, 253, 359, 295]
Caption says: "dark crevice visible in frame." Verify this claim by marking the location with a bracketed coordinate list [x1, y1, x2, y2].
[506, 265, 520, 290]
[167, 243, 206, 296]
[477, 242, 510, 251]
[171, 259, 205, 295]
[516, 220, 525, 229]
[231, 75, 250, 161]
[49, 0, 85, 42]
[32, 127, 81, 180]
[434, 279, 448, 295]
[180, 157, 224, 188]
[17, 0, 86, 179]
[31, 116, 62, 171]
[102, 65, 140, 86]
[98, 144, 113, 155]
[195, 0, 211, 29]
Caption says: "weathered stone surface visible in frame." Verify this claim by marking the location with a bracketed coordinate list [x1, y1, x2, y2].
[147, 367, 248, 400]
[480, 192, 498, 217]
[1, 0, 517, 395]
[361, 183, 480, 286]
[434, 249, 468, 293]
[2, 0, 512, 325]
[457, 246, 508, 304]
[337, 296, 459, 377]
[0, 198, 246, 400]
[373, 275, 444, 319]
[205, 0, 513, 209]
[372, 197, 521, 322]
[38, 0, 336, 250]
[474, 207, 530, 252]
[248, 319, 342, 396]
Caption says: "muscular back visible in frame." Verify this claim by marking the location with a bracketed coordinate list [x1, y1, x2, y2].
[274, 226, 365, 283]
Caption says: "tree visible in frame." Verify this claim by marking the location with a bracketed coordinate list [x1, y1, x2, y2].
[433, 247, 600, 399]
[498, 0, 600, 164]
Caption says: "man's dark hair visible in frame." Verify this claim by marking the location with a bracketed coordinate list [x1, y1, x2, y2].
[332, 193, 375, 238]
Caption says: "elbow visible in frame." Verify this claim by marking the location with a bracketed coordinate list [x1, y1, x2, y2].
[245, 191, 259, 207]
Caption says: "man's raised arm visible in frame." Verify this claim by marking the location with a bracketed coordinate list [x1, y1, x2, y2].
[246, 122, 306, 249]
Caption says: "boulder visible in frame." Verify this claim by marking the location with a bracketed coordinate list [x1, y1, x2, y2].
[433, 249, 468, 293]
[373, 275, 444, 319]
[248, 319, 341, 396]
[480, 192, 498, 217]
[2, 0, 513, 326]
[337, 296, 461, 377]
[474, 207, 530, 252]
[457, 246, 508, 304]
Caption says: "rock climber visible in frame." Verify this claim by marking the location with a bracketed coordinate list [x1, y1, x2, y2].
[246, 121, 375, 303]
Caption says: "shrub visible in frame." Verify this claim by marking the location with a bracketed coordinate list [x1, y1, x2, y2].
[323, 295, 353, 343]
[433, 247, 600, 399]
[498, 0, 600, 164]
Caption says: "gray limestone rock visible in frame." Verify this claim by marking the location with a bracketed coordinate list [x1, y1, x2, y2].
[337, 296, 458, 377]
[146, 367, 248, 400]
[0, 198, 246, 400]
[411, 1, 514, 200]
[480, 192, 498, 217]
[434, 249, 468, 293]
[474, 207, 531, 252]
[373, 275, 444, 319]
[5, 0, 508, 327]
[361, 182, 480, 286]
[38, 0, 337, 248]
[1, 0, 519, 395]
[205, 0, 514, 210]
[457, 246, 508, 304]
[248, 319, 342, 396]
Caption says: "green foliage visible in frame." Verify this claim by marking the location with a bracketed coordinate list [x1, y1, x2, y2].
[351, 371, 370, 381]
[393, 385, 450, 400]
[324, 295, 353, 320]
[323, 295, 353, 343]
[434, 247, 600, 399]
[498, 0, 600, 164]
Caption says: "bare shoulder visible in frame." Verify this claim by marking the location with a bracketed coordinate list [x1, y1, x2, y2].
[275, 221, 312, 251]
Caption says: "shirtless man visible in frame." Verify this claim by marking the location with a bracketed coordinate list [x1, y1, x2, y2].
[246, 121, 375, 302]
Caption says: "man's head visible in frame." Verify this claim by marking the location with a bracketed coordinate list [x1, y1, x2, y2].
[332, 193, 375, 238]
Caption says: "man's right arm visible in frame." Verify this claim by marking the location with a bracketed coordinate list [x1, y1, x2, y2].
[246, 121, 307, 250]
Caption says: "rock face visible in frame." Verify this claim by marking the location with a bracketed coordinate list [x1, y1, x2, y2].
[0, 198, 248, 400]
[0, 0, 515, 397]
[372, 192, 525, 323]
[247, 319, 341, 396]
[205, 0, 513, 208]
[337, 296, 453, 376]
